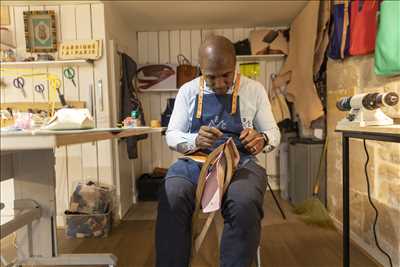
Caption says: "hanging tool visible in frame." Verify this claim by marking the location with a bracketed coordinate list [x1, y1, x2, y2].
[51, 78, 68, 108]
[34, 83, 45, 99]
[63, 67, 77, 87]
[56, 87, 68, 107]
[13, 76, 26, 97]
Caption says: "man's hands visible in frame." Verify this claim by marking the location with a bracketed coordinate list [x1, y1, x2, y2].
[195, 126, 267, 155]
[195, 126, 223, 149]
[240, 128, 266, 155]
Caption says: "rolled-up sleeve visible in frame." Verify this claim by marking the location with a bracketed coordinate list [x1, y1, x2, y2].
[166, 86, 198, 153]
[253, 85, 281, 151]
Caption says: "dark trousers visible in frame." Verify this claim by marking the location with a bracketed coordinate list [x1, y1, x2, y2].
[155, 161, 267, 267]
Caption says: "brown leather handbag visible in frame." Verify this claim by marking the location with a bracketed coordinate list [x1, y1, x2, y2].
[176, 54, 199, 88]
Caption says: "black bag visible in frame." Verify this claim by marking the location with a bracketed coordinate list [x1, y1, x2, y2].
[161, 98, 175, 127]
[233, 39, 251, 55]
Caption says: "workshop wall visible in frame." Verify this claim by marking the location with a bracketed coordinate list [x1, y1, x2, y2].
[136, 28, 284, 189]
[327, 55, 400, 266]
[0, 2, 117, 226]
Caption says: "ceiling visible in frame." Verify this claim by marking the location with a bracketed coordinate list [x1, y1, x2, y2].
[104, 1, 308, 31]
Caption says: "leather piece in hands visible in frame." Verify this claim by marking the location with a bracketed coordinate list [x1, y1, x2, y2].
[190, 138, 240, 258]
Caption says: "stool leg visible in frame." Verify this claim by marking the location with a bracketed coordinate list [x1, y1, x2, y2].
[255, 246, 261, 267]
[266, 176, 286, 220]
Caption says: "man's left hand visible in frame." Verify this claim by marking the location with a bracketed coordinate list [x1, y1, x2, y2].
[239, 128, 266, 155]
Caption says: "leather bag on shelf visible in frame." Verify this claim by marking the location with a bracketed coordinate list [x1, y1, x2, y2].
[176, 54, 199, 88]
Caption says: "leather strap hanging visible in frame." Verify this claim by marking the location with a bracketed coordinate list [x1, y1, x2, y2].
[340, 0, 350, 59]
[190, 138, 240, 257]
[195, 74, 241, 119]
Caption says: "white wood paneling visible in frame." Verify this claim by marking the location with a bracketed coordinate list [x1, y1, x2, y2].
[60, 5, 83, 202]
[148, 32, 162, 171]
[148, 32, 159, 64]
[190, 30, 201, 65]
[13, 5, 29, 59]
[76, 4, 98, 183]
[233, 28, 245, 42]
[91, 3, 114, 186]
[169, 30, 180, 64]
[222, 28, 234, 41]
[42, 5, 69, 226]
[180, 30, 191, 61]
[137, 32, 152, 174]
[158, 31, 170, 64]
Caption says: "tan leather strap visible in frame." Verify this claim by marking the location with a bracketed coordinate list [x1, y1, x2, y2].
[195, 74, 241, 119]
[340, 0, 349, 59]
[191, 138, 240, 258]
[230, 74, 240, 115]
[195, 76, 205, 119]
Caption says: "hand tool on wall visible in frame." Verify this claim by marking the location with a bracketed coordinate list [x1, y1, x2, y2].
[63, 67, 77, 87]
[51, 78, 69, 108]
[13, 76, 26, 97]
[34, 83, 45, 99]
[56, 87, 67, 107]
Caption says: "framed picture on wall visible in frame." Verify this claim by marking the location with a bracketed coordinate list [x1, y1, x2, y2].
[23, 10, 57, 53]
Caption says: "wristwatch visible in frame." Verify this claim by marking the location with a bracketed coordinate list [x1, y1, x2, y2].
[261, 132, 269, 147]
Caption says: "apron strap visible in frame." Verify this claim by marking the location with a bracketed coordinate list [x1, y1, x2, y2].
[195, 74, 241, 119]
[195, 76, 205, 119]
[230, 74, 240, 115]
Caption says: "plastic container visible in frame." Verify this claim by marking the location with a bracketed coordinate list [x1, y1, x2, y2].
[69, 181, 115, 214]
[65, 210, 112, 238]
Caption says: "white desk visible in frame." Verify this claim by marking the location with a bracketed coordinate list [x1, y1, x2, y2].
[0, 127, 164, 266]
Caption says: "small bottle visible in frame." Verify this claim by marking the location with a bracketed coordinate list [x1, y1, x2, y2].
[130, 110, 141, 127]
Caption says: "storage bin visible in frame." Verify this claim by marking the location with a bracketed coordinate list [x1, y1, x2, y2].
[69, 181, 115, 214]
[288, 138, 326, 206]
[65, 210, 112, 238]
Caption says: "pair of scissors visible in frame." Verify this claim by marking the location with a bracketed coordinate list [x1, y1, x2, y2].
[13, 77, 26, 97]
[50, 79, 68, 107]
[34, 83, 45, 99]
[63, 67, 76, 87]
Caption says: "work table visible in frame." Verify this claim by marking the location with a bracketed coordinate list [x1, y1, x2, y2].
[1, 126, 165, 150]
[0, 126, 165, 266]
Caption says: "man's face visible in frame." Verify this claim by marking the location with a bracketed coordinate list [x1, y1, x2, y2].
[201, 59, 236, 95]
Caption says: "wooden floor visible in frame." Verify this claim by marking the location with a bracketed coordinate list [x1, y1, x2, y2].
[53, 193, 380, 267]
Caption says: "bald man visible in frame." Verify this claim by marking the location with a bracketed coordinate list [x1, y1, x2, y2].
[156, 36, 280, 267]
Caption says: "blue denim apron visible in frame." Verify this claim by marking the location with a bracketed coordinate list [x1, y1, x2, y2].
[166, 76, 254, 184]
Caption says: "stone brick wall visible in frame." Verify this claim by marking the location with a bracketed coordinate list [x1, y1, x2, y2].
[327, 55, 400, 266]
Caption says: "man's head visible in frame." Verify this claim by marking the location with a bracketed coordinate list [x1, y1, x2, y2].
[199, 35, 236, 95]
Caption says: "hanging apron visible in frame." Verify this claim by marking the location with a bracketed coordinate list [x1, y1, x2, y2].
[165, 75, 256, 184]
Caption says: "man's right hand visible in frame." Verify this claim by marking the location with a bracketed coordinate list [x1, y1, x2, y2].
[195, 126, 223, 149]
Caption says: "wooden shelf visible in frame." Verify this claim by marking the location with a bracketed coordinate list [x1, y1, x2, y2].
[138, 88, 179, 93]
[0, 59, 93, 68]
[236, 54, 285, 62]
[1, 101, 86, 111]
